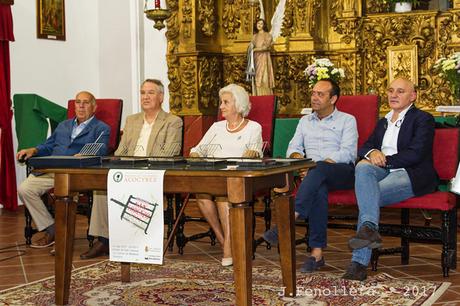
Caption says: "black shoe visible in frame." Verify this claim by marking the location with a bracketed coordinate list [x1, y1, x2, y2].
[300, 256, 325, 273]
[348, 225, 382, 250]
[263, 226, 279, 246]
[342, 261, 367, 281]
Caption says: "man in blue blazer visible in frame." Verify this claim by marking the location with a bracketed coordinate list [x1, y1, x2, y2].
[17, 91, 110, 249]
[343, 78, 438, 280]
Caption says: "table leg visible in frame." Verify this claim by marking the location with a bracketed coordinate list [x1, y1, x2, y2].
[230, 203, 253, 306]
[55, 196, 77, 305]
[275, 193, 296, 297]
[121, 262, 131, 282]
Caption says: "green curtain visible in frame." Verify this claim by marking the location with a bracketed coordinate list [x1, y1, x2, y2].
[13, 94, 67, 150]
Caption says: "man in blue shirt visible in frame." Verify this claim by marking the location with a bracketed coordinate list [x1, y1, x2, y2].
[264, 78, 358, 273]
[17, 91, 110, 249]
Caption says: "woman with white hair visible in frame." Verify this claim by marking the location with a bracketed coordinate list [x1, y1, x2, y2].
[189, 83, 263, 266]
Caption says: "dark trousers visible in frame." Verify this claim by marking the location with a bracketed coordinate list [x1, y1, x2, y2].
[294, 161, 354, 248]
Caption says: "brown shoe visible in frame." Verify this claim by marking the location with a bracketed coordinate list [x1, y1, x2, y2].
[80, 241, 109, 259]
[348, 225, 382, 250]
[31, 233, 55, 249]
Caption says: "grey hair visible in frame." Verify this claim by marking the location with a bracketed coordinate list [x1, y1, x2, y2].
[219, 84, 251, 117]
[142, 79, 164, 93]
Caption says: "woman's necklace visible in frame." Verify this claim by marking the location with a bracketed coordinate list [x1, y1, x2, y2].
[226, 118, 245, 132]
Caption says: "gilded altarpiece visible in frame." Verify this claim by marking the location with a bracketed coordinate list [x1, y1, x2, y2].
[164, 0, 460, 118]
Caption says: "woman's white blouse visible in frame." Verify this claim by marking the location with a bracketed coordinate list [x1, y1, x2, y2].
[190, 120, 263, 158]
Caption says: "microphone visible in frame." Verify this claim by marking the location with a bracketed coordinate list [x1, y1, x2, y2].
[207, 133, 217, 146]
[118, 144, 130, 156]
[198, 133, 218, 157]
[159, 142, 181, 157]
[79, 131, 106, 155]
[94, 131, 105, 143]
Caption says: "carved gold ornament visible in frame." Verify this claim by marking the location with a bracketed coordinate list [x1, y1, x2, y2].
[388, 45, 418, 86]
[161, 0, 460, 115]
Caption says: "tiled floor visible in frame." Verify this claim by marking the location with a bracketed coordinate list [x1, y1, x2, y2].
[0, 204, 459, 304]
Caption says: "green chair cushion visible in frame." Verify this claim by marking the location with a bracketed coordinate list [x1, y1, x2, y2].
[434, 116, 457, 126]
[272, 118, 300, 158]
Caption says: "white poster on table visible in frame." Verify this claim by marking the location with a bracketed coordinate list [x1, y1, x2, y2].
[108, 169, 165, 264]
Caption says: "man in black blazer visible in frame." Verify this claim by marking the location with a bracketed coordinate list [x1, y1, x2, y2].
[343, 78, 438, 280]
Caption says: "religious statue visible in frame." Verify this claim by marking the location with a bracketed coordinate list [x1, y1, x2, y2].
[246, 19, 274, 96]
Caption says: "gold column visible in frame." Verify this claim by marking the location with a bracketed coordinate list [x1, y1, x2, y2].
[167, 0, 222, 116]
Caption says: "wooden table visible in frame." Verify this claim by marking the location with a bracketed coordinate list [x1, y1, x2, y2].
[45, 160, 314, 305]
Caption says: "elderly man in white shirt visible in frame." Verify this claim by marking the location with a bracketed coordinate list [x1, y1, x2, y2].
[343, 78, 438, 281]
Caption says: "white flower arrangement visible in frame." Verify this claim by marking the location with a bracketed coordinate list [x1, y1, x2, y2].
[304, 58, 345, 88]
[434, 52, 460, 101]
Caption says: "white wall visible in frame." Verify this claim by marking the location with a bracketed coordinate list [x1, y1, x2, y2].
[11, 0, 100, 107]
[10, 0, 102, 197]
[10, 0, 170, 119]
[8, 0, 170, 203]
[98, 0, 140, 117]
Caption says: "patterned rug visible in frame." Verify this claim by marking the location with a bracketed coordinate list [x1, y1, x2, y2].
[0, 260, 450, 305]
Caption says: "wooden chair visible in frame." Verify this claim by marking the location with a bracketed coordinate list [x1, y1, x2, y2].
[294, 95, 379, 246]
[245, 96, 278, 249]
[24, 98, 123, 245]
[325, 95, 380, 221]
[370, 128, 459, 276]
[67, 99, 123, 154]
[336, 95, 380, 148]
[325, 118, 458, 277]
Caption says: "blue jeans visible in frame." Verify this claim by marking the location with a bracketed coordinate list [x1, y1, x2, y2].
[351, 162, 414, 266]
[295, 161, 354, 248]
